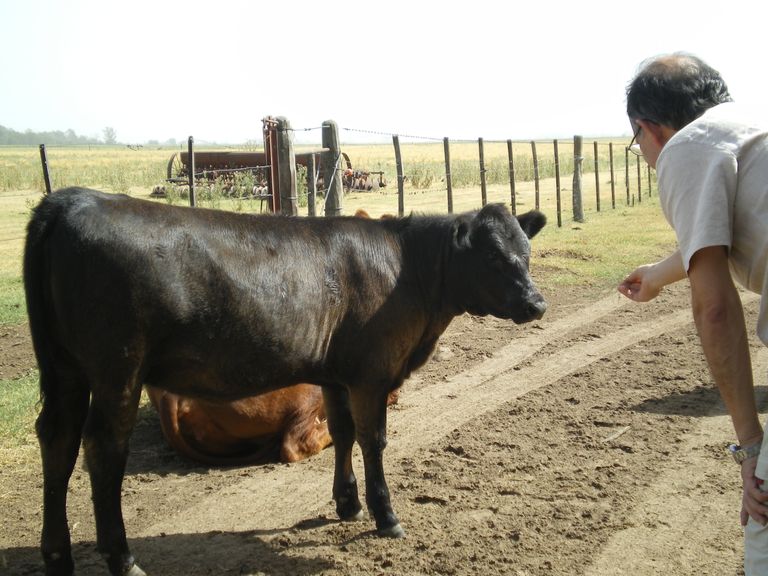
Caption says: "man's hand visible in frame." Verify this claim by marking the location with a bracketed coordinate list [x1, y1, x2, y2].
[618, 265, 662, 302]
[741, 458, 768, 526]
[618, 251, 686, 303]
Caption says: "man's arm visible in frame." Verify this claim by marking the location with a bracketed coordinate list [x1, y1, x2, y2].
[688, 245, 768, 525]
[618, 250, 687, 302]
[688, 246, 761, 445]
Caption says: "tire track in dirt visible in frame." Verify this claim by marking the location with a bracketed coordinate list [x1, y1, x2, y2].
[583, 345, 768, 576]
[142, 292, 758, 539]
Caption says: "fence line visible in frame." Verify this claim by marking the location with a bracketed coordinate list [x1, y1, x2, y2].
[336, 134, 654, 226]
[12, 121, 655, 227]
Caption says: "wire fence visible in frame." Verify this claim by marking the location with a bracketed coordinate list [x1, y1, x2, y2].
[1, 123, 655, 226]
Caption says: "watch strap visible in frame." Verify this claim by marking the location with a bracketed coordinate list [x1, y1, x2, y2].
[728, 441, 762, 464]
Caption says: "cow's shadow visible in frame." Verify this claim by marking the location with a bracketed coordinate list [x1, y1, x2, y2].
[633, 383, 768, 417]
[125, 402, 227, 477]
[2, 525, 340, 576]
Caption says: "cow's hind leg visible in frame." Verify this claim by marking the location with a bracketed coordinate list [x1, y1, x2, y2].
[350, 388, 403, 538]
[82, 371, 146, 576]
[322, 387, 363, 521]
[37, 366, 90, 576]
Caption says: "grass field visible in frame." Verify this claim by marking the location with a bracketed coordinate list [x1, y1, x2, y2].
[0, 143, 674, 447]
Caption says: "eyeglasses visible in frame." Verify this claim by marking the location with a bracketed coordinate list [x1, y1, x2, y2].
[627, 124, 642, 156]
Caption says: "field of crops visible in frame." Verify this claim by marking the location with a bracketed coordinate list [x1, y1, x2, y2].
[1, 136, 647, 204]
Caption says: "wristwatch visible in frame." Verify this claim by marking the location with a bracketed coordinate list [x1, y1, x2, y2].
[728, 442, 762, 464]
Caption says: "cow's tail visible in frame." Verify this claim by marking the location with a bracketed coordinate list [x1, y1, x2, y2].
[23, 193, 65, 441]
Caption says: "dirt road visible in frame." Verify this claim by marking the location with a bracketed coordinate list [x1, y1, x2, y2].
[2, 282, 765, 575]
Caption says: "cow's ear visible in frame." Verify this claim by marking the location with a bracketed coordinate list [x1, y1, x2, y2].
[516, 210, 546, 239]
[452, 219, 472, 249]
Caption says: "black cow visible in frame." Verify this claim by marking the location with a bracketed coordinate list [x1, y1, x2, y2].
[24, 187, 546, 576]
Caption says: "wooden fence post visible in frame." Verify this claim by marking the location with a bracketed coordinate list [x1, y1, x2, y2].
[531, 141, 540, 210]
[187, 136, 196, 207]
[262, 117, 279, 212]
[39, 144, 52, 194]
[647, 164, 653, 197]
[507, 139, 516, 215]
[322, 120, 343, 216]
[609, 142, 616, 209]
[393, 135, 405, 216]
[572, 135, 584, 222]
[443, 137, 453, 213]
[635, 155, 642, 203]
[307, 153, 317, 216]
[624, 147, 630, 205]
[478, 137, 487, 206]
[276, 117, 297, 216]
[593, 141, 600, 212]
[554, 139, 562, 227]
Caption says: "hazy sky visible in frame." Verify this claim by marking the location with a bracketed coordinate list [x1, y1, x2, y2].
[3, 0, 767, 144]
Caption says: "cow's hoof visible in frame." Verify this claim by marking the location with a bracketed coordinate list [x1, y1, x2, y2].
[125, 563, 147, 576]
[377, 523, 405, 538]
[104, 554, 146, 576]
[43, 551, 74, 576]
[336, 496, 364, 522]
[340, 508, 365, 522]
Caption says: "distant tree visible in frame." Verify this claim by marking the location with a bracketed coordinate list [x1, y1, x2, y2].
[103, 126, 117, 144]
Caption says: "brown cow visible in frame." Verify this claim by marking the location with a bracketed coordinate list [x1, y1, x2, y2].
[146, 384, 332, 465]
[146, 384, 400, 466]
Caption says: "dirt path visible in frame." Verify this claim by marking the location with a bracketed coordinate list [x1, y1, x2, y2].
[2, 284, 766, 575]
[585, 344, 767, 576]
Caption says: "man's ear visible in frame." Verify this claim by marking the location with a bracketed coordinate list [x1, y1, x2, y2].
[637, 119, 676, 148]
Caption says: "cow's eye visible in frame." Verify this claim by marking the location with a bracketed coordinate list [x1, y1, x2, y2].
[486, 252, 505, 270]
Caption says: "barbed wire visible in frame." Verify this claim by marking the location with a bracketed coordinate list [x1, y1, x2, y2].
[340, 127, 444, 142]
[280, 126, 630, 148]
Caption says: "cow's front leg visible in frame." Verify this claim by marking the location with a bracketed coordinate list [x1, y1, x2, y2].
[322, 387, 363, 521]
[350, 388, 403, 538]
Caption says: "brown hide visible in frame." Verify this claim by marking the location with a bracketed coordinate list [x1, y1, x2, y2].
[146, 384, 332, 465]
[147, 385, 401, 466]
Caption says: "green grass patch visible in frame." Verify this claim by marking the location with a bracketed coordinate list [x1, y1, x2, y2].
[532, 200, 675, 287]
[0, 370, 39, 448]
[0, 275, 25, 325]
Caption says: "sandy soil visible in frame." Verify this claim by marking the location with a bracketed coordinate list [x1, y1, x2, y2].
[1, 281, 766, 576]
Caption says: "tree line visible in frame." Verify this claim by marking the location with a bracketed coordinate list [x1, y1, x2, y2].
[0, 125, 111, 146]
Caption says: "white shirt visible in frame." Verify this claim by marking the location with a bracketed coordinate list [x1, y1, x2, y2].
[657, 102, 768, 346]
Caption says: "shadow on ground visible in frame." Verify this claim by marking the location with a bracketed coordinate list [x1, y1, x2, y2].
[2, 524, 342, 576]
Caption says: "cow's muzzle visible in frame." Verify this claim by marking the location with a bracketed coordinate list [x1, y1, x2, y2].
[511, 294, 547, 324]
[526, 298, 547, 320]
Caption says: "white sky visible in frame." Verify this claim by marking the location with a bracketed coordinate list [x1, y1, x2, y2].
[3, 0, 767, 145]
